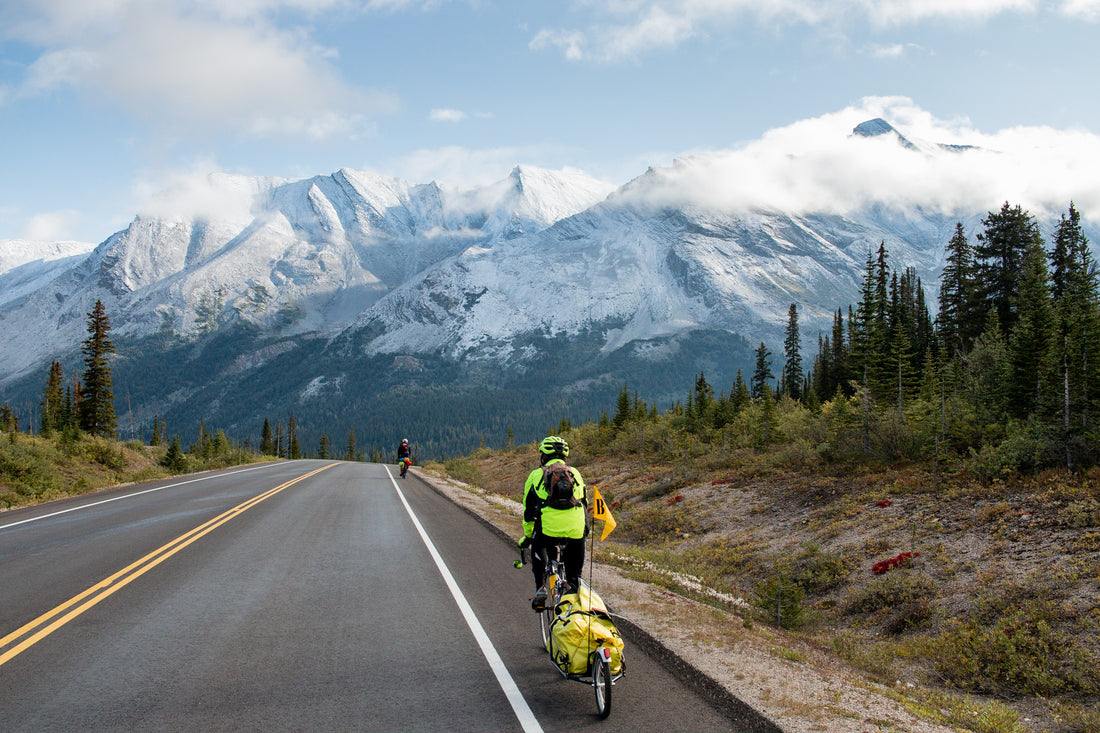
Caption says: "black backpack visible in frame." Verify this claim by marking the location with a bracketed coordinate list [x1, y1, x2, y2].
[540, 462, 580, 510]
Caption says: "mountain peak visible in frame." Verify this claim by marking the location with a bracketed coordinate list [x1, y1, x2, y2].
[853, 118, 896, 137]
[852, 118, 918, 150]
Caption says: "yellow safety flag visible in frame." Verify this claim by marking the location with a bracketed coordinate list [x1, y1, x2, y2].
[591, 485, 617, 541]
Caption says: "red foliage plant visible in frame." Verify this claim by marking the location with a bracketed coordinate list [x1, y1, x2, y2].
[876, 499, 893, 508]
[872, 551, 919, 574]
[666, 495, 683, 505]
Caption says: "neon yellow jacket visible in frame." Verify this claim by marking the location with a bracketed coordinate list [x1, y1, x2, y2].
[522, 458, 587, 539]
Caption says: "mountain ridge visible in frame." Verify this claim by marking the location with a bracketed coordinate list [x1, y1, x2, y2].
[1, 118, 1094, 455]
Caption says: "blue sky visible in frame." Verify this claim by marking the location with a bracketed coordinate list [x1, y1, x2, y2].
[2, 0, 1100, 244]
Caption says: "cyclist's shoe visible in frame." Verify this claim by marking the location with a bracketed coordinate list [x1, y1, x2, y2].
[531, 587, 548, 611]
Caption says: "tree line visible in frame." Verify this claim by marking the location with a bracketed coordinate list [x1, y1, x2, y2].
[601, 202, 1098, 474]
[8, 200, 1096, 473]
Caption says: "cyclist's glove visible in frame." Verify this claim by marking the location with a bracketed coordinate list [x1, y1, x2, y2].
[517, 535, 531, 549]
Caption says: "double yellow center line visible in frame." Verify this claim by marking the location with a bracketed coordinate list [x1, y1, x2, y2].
[0, 463, 336, 668]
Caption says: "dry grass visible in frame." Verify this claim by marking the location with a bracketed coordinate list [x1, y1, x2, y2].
[429, 427, 1100, 733]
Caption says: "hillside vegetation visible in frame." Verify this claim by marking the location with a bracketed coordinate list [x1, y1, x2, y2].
[0, 428, 265, 510]
[434, 403, 1100, 733]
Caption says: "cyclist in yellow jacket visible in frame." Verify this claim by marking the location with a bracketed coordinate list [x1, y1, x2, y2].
[518, 435, 588, 610]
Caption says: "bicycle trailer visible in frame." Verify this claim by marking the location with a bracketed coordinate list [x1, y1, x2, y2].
[546, 585, 625, 677]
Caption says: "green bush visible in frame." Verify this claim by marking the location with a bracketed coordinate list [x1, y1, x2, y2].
[792, 542, 854, 594]
[844, 569, 936, 618]
[935, 603, 1099, 696]
[752, 573, 809, 629]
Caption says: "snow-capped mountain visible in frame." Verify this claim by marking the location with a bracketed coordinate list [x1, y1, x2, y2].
[0, 239, 96, 308]
[0, 165, 614, 383]
[0, 117, 1092, 455]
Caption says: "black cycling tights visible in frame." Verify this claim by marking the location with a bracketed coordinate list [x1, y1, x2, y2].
[531, 535, 586, 591]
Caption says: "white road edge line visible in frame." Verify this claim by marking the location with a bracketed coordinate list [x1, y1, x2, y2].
[388, 467, 544, 733]
[0, 463, 278, 532]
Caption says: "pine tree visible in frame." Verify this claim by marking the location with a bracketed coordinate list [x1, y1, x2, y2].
[150, 414, 162, 446]
[751, 342, 774, 400]
[78, 300, 117, 438]
[937, 222, 977, 357]
[1048, 203, 1100, 466]
[287, 415, 301, 459]
[346, 427, 357, 460]
[612, 384, 631, 430]
[162, 435, 186, 472]
[754, 384, 777, 449]
[1006, 240, 1053, 419]
[317, 432, 330, 459]
[730, 370, 750, 414]
[40, 361, 64, 436]
[693, 372, 714, 418]
[260, 418, 275, 455]
[975, 202, 1044, 339]
[964, 311, 1009, 426]
[782, 303, 803, 401]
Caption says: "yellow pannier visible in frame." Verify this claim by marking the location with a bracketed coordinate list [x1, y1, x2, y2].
[546, 586, 625, 676]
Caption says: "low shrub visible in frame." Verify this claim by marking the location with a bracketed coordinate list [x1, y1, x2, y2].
[753, 573, 809, 629]
[934, 602, 1100, 696]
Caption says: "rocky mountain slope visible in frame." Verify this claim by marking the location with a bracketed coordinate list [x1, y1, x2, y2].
[1, 118, 1094, 455]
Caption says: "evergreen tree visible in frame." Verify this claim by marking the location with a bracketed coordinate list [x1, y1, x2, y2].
[1048, 204, 1100, 466]
[0, 403, 17, 432]
[150, 414, 162, 446]
[287, 415, 301, 459]
[751, 342, 774, 400]
[852, 244, 891, 400]
[346, 427, 358, 460]
[974, 202, 1043, 338]
[260, 418, 275, 455]
[40, 361, 64, 435]
[964, 311, 1009, 427]
[1006, 240, 1053, 418]
[693, 372, 714, 418]
[612, 384, 632, 430]
[730, 370, 750, 414]
[162, 435, 186, 472]
[754, 384, 777, 449]
[888, 271, 919, 409]
[78, 300, 117, 438]
[318, 432, 330, 459]
[781, 303, 803, 401]
[212, 429, 229, 457]
[937, 222, 978, 357]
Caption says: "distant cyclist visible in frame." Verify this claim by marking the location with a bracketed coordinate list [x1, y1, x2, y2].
[518, 435, 588, 610]
[397, 438, 412, 477]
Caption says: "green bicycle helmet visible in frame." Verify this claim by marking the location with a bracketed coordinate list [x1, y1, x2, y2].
[538, 435, 569, 458]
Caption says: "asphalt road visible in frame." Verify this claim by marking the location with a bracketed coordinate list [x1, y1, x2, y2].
[1, 460, 752, 731]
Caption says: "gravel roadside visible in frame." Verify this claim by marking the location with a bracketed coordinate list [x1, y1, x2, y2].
[416, 469, 961, 733]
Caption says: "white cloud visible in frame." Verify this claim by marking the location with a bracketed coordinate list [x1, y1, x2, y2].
[866, 42, 925, 59]
[4, 1, 396, 139]
[430, 108, 468, 123]
[18, 210, 82, 241]
[376, 145, 529, 187]
[131, 159, 270, 224]
[1060, 0, 1100, 19]
[531, 0, 1063, 61]
[621, 96, 1100, 226]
